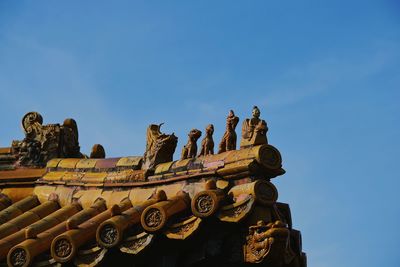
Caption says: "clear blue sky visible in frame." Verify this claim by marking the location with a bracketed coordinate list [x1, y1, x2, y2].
[0, 1, 399, 266]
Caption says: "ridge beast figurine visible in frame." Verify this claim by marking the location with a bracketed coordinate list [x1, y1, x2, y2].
[0, 107, 306, 267]
[199, 124, 214, 157]
[218, 110, 239, 153]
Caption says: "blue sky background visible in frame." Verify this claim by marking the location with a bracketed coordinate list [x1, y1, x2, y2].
[0, 1, 399, 266]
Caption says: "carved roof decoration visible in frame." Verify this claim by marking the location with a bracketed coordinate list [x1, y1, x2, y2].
[0, 109, 306, 267]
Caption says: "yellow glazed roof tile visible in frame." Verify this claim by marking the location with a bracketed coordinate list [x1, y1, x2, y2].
[81, 172, 108, 183]
[76, 159, 98, 169]
[42, 171, 65, 181]
[154, 161, 174, 174]
[173, 158, 192, 169]
[116, 157, 142, 168]
[57, 158, 81, 169]
[46, 158, 63, 168]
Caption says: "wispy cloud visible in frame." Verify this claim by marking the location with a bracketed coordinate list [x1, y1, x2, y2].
[258, 41, 399, 109]
[0, 33, 145, 156]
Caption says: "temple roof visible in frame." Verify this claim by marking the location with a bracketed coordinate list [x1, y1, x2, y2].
[0, 110, 306, 267]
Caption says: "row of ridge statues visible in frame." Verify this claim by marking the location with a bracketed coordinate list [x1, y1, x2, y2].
[142, 106, 269, 169]
[184, 106, 268, 158]
[9, 106, 268, 169]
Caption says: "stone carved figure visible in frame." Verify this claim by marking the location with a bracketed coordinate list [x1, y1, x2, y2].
[61, 118, 81, 158]
[143, 124, 178, 170]
[41, 124, 62, 160]
[22, 112, 43, 140]
[240, 106, 268, 148]
[181, 129, 202, 160]
[12, 112, 83, 167]
[90, 144, 106, 159]
[18, 139, 42, 165]
[199, 124, 214, 156]
[244, 220, 294, 265]
[218, 110, 239, 153]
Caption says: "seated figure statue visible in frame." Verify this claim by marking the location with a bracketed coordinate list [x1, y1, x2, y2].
[240, 106, 268, 148]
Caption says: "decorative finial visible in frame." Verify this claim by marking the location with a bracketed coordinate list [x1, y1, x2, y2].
[13, 112, 83, 167]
